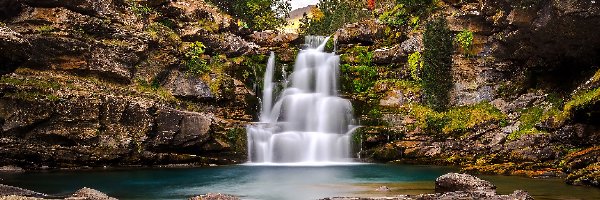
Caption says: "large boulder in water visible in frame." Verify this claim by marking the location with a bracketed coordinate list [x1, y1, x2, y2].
[435, 173, 496, 195]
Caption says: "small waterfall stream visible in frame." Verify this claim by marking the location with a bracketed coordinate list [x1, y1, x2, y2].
[246, 36, 357, 165]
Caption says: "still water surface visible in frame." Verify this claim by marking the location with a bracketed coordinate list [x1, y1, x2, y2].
[1, 164, 598, 200]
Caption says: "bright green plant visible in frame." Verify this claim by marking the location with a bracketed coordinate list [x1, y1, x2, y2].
[455, 29, 474, 56]
[185, 42, 209, 75]
[422, 17, 453, 111]
[408, 52, 422, 81]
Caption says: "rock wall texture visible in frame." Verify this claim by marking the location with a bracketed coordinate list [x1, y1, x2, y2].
[336, 0, 600, 188]
[0, 0, 294, 168]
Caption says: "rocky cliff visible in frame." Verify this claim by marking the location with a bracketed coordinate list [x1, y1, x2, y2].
[0, 0, 301, 169]
[334, 0, 600, 188]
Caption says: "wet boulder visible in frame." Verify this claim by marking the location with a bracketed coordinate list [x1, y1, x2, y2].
[435, 173, 496, 195]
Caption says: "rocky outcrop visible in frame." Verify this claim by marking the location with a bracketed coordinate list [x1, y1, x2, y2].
[248, 30, 300, 47]
[435, 173, 496, 195]
[0, 184, 46, 198]
[162, 70, 214, 100]
[322, 173, 532, 200]
[189, 193, 240, 200]
[0, 0, 259, 169]
[335, 20, 386, 45]
[70, 187, 117, 200]
[0, 185, 117, 200]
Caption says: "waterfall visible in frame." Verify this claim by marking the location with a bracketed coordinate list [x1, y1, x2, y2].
[246, 36, 357, 165]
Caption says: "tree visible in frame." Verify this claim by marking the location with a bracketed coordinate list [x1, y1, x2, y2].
[422, 17, 453, 111]
[299, 0, 369, 36]
[207, 0, 290, 31]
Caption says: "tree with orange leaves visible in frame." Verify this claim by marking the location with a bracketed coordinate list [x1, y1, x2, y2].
[367, 0, 375, 10]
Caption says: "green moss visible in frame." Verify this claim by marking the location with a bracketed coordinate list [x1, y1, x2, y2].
[543, 87, 600, 126]
[198, 18, 220, 33]
[36, 25, 55, 34]
[508, 106, 545, 140]
[0, 76, 61, 90]
[135, 78, 176, 102]
[406, 102, 506, 136]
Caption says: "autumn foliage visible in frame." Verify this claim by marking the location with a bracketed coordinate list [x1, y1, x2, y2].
[367, 0, 375, 10]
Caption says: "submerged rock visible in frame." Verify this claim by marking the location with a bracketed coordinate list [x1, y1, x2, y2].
[189, 193, 240, 200]
[68, 187, 117, 200]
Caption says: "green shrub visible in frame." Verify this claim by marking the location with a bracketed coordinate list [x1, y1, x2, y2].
[422, 17, 453, 111]
[185, 42, 209, 75]
[455, 29, 474, 56]
[408, 52, 422, 81]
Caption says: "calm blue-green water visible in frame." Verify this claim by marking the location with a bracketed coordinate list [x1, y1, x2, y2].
[1, 164, 599, 200]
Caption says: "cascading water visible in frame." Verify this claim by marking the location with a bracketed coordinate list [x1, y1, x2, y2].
[246, 36, 357, 165]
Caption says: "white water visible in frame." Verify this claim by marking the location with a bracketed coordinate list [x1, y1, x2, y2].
[247, 36, 356, 165]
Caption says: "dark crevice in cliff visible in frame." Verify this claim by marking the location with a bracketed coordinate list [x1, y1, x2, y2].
[530, 64, 599, 96]
[572, 102, 600, 125]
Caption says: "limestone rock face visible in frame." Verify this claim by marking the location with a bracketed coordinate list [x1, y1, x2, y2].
[162, 71, 214, 100]
[335, 20, 386, 45]
[0, 0, 256, 169]
[372, 45, 406, 65]
[248, 30, 300, 47]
